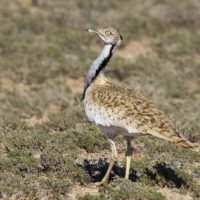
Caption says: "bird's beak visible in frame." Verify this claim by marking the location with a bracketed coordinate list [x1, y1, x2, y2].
[85, 28, 99, 34]
[85, 28, 105, 41]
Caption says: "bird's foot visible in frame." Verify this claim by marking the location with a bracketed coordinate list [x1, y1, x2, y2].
[95, 179, 109, 186]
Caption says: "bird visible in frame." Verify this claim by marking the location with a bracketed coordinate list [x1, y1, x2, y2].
[82, 27, 199, 185]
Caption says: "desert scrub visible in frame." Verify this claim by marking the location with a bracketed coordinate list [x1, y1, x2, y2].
[107, 57, 162, 82]
[135, 136, 200, 164]
[3, 129, 78, 156]
[0, 0, 200, 199]
[128, 159, 200, 197]
[79, 193, 107, 200]
[99, 179, 166, 200]
[44, 105, 85, 131]
[40, 152, 90, 184]
[152, 29, 200, 60]
[193, 166, 200, 178]
[42, 177, 72, 198]
[0, 154, 41, 174]
[69, 124, 109, 153]
[0, 173, 38, 197]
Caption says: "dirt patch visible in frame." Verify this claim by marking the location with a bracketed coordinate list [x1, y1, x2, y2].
[67, 179, 193, 200]
[0, 77, 15, 92]
[22, 111, 48, 126]
[157, 187, 192, 200]
[0, 77, 30, 95]
[77, 149, 110, 163]
[22, 103, 60, 126]
[67, 184, 99, 200]
[194, 54, 200, 64]
[17, 0, 41, 14]
[116, 39, 157, 61]
[65, 76, 84, 94]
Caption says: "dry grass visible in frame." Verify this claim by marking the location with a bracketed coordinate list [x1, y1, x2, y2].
[0, 0, 200, 199]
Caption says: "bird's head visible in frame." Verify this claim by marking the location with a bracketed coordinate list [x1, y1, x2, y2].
[86, 27, 122, 46]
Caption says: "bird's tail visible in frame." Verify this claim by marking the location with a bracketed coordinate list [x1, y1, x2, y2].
[172, 135, 199, 152]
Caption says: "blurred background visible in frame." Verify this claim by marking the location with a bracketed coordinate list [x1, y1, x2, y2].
[0, 0, 200, 199]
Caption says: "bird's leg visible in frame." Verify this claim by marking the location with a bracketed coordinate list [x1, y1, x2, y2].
[125, 137, 133, 180]
[97, 139, 117, 186]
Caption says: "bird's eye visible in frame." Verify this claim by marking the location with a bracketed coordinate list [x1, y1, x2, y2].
[105, 31, 111, 36]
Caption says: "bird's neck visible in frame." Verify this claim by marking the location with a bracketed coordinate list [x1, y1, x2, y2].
[82, 44, 115, 100]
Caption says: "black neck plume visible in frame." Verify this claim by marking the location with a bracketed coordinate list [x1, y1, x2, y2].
[82, 44, 115, 100]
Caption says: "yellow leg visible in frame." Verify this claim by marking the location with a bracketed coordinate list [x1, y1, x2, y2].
[96, 139, 117, 186]
[99, 159, 115, 185]
[125, 156, 131, 180]
[125, 137, 133, 180]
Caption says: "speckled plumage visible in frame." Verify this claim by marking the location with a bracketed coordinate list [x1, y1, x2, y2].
[82, 27, 198, 185]
[83, 75, 195, 148]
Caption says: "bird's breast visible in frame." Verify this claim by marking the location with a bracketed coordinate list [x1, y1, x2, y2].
[83, 100, 114, 127]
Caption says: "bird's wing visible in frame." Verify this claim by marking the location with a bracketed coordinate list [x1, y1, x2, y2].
[85, 81, 180, 142]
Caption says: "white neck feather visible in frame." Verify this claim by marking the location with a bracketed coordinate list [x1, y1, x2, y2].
[82, 40, 121, 100]
[86, 44, 112, 83]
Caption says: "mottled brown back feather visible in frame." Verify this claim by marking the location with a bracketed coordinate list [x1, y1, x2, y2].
[84, 77, 199, 151]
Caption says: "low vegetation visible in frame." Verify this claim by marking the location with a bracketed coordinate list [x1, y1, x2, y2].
[0, 0, 199, 199]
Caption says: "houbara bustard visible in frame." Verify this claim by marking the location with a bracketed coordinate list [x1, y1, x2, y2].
[82, 27, 199, 185]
